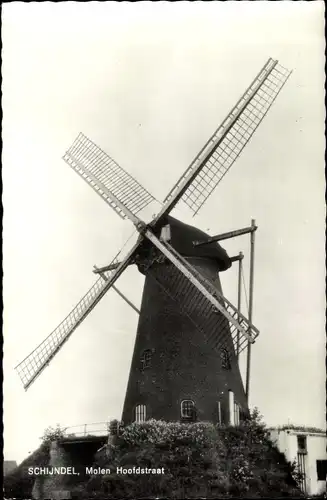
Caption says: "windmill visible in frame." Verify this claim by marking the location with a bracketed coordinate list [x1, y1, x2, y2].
[15, 58, 291, 425]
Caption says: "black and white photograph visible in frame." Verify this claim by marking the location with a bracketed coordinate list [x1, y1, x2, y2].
[3, 2, 325, 499]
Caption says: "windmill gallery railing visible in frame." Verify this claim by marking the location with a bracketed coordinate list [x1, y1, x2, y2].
[62, 421, 109, 438]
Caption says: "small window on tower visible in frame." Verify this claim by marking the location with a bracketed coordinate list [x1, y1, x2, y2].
[140, 349, 152, 370]
[181, 400, 195, 420]
[135, 404, 146, 423]
[220, 348, 231, 370]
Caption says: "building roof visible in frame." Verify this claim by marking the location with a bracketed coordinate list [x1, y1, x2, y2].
[4, 460, 18, 475]
[269, 424, 325, 435]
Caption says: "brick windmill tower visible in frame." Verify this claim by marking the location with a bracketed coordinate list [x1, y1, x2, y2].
[15, 58, 291, 426]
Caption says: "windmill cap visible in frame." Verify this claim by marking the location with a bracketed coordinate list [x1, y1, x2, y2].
[161, 216, 231, 272]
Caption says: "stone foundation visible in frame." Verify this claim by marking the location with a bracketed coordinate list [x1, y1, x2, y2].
[32, 436, 107, 500]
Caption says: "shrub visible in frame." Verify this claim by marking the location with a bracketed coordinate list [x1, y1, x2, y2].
[41, 423, 66, 443]
[77, 411, 303, 498]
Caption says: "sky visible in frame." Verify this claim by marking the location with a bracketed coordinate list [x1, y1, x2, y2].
[3, 1, 325, 464]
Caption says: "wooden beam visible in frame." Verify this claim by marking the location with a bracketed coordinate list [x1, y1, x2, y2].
[93, 263, 120, 274]
[230, 253, 245, 263]
[193, 225, 257, 246]
[94, 266, 140, 314]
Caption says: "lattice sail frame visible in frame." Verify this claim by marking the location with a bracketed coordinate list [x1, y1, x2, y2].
[162, 58, 292, 216]
[63, 133, 156, 222]
[161, 240, 258, 355]
[15, 245, 137, 390]
[147, 263, 249, 356]
[144, 230, 259, 352]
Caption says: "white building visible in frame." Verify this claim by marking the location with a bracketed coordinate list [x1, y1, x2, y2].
[269, 426, 326, 496]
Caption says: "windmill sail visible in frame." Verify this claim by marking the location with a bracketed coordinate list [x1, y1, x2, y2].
[165, 241, 257, 347]
[155, 58, 291, 220]
[147, 264, 248, 356]
[63, 133, 156, 224]
[163, 241, 257, 354]
[15, 246, 137, 390]
[144, 229, 258, 352]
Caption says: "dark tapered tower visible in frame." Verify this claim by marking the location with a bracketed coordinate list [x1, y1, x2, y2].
[122, 217, 247, 425]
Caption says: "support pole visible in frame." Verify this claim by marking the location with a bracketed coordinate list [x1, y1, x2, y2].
[112, 285, 140, 315]
[94, 266, 140, 314]
[245, 219, 256, 402]
[236, 252, 244, 359]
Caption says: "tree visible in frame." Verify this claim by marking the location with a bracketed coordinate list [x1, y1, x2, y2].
[41, 423, 66, 444]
